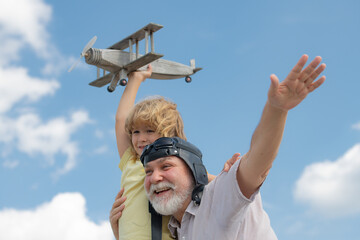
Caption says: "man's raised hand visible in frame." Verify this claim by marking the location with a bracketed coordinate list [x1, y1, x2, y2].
[268, 54, 326, 111]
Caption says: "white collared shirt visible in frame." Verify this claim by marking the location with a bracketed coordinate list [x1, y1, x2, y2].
[168, 159, 278, 240]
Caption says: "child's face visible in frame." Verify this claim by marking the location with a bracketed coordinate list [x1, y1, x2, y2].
[131, 125, 161, 156]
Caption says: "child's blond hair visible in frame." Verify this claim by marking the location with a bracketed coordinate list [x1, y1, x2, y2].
[125, 96, 186, 159]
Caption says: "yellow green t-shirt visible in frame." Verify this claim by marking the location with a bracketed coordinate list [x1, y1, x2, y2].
[118, 147, 173, 240]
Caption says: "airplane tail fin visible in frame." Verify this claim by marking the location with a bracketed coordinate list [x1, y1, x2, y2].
[191, 59, 202, 73]
[190, 59, 195, 69]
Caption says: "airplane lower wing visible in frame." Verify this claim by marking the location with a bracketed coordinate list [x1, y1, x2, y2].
[89, 73, 113, 87]
[124, 52, 163, 72]
[89, 52, 163, 88]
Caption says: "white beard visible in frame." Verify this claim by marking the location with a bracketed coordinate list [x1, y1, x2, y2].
[146, 181, 192, 216]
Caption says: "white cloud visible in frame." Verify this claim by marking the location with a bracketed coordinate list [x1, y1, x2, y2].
[0, 111, 91, 176]
[0, 192, 114, 240]
[352, 122, 360, 130]
[0, 0, 63, 115]
[0, 66, 60, 114]
[0, 0, 70, 75]
[95, 129, 105, 139]
[0, 0, 52, 63]
[0, 0, 63, 116]
[294, 143, 360, 217]
[2, 159, 19, 169]
[94, 145, 109, 155]
[0, 0, 97, 179]
[0, 0, 92, 177]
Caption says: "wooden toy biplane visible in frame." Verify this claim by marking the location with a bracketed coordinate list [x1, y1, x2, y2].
[68, 23, 202, 92]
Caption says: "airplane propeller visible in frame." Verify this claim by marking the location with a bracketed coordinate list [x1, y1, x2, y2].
[68, 36, 97, 72]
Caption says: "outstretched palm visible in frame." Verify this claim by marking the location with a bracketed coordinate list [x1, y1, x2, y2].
[268, 55, 326, 111]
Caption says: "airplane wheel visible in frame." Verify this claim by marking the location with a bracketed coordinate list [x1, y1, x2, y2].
[185, 76, 192, 83]
[120, 79, 127, 86]
[107, 86, 114, 92]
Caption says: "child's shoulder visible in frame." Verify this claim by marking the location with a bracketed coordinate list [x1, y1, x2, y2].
[119, 147, 137, 171]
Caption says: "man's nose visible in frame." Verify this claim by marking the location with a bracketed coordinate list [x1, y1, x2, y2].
[150, 169, 163, 183]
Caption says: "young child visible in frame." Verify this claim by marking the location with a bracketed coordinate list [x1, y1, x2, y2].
[111, 65, 238, 240]
[112, 65, 179, 240]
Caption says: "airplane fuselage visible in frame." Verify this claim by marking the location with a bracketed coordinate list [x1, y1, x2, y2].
[85, 48, 201, 80]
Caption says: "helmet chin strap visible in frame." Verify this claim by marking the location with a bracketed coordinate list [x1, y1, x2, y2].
[192, 185, 205, 206]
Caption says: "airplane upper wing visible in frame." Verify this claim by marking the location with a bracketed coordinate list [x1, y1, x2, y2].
[108, 23, 163, 50]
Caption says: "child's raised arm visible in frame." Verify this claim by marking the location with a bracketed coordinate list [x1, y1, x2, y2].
[115, 65, 152, 158]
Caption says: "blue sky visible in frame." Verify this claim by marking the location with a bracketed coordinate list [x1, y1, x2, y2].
[0, 0, 359, 239]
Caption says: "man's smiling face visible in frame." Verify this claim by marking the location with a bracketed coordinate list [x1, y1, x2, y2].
[144, 156, 194, 216]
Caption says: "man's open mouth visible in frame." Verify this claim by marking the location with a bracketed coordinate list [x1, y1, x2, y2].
[154, 187, 171, 195]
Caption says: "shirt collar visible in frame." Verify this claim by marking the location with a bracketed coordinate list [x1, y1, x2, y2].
[168, 201, 199, 238]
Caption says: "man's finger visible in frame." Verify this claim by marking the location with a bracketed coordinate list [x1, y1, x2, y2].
[285, 54, 308, 81]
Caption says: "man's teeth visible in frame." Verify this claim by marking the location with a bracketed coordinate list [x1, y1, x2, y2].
[155, 188, 170, 194]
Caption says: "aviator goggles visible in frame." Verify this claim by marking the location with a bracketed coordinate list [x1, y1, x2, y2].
[140, 137, 202, 167]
